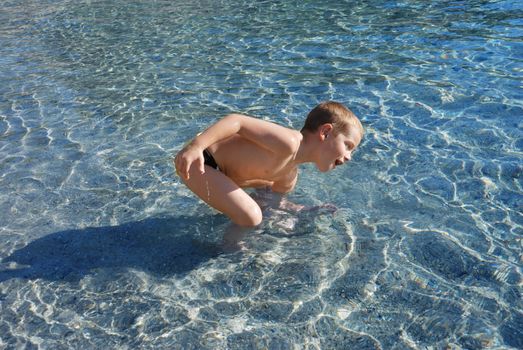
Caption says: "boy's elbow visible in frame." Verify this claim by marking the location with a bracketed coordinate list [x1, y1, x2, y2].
[220, 113, 244, 132]
[223, 113, 243, 124]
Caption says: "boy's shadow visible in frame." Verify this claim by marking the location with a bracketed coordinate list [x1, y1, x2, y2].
[0, 215, 227, 283]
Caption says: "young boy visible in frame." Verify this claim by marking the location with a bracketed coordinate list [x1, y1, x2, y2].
[174, 101, 363, 227]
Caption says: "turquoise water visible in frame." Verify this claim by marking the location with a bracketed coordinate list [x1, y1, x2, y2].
[1, 0, 522, 348]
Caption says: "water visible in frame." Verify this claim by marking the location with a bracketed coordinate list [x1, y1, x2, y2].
[0, 0, 522, 348]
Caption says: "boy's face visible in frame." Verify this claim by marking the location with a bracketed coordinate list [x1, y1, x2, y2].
[317, 125, 362, 172]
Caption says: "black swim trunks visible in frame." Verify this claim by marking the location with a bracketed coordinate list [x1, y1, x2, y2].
[203, 149, 219, 170]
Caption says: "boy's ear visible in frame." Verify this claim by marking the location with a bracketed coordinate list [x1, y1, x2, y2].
[319, 123, 333, 140]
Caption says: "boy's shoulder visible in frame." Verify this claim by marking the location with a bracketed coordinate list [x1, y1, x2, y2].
[232, 114, 302, 155]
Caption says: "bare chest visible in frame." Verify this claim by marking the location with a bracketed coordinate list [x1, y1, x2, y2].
[228, 154, 296, 183]
[212, 141, 296, 185]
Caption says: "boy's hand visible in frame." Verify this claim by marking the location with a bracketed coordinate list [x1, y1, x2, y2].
[174, 144, 205, 180]
[308, 203, 338, 214]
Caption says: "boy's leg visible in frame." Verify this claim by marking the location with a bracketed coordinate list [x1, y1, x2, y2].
[178, 165, 262, 227]
[222, 224, 252, 252]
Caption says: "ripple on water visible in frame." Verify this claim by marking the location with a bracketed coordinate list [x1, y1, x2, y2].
[249, 300, 294, 323]
[257, 262, 321, 301]
[1, 0, 522, 348]
[322, 235, 387, 308]
[403, 231, 501, 288]
[314, 316, 381, 350]
[500, 311, 523, 348]
[287, 297, 323, 324]
[226, 329, 294, 350]
[417, 175, 455, 201]
[442, 216, 491, 255]
[406, 303, 465, 345]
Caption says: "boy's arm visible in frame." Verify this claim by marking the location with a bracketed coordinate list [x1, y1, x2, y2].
[175, 114, 299, 180]
[196, 114, 298, 154]
[266, 192, 337, 214]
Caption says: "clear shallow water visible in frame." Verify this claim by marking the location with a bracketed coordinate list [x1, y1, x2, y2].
[0, 0, 522, 348]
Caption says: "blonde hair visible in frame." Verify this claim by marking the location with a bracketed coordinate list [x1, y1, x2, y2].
[301, 101, 363, 137]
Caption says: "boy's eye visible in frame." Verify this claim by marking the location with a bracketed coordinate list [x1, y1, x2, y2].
[346, 144, 358, 155]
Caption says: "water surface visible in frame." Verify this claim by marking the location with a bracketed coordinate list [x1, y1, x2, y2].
[0, 0, 522, 349]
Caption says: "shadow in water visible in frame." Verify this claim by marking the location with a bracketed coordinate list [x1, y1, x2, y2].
[0, 215, 229, 283]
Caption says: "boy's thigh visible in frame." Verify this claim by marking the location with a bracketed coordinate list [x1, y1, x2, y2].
[180, 165, 262, 226]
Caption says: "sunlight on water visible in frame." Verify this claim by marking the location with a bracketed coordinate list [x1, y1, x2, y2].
[0, 0, 522, 348]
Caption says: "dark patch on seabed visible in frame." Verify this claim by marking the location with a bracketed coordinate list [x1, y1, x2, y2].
[1, 216, 224, 283]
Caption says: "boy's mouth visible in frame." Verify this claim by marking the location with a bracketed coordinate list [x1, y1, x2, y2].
[334, 159, 343, 166]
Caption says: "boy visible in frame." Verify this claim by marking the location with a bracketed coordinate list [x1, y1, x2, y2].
[174, 101, 363, 227]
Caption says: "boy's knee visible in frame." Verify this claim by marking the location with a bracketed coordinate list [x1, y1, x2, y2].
[233, 205, 262, 227]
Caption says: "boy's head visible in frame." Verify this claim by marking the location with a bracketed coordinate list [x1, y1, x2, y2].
[301, 101, 363, 138]
[301, 101, 364, 172]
